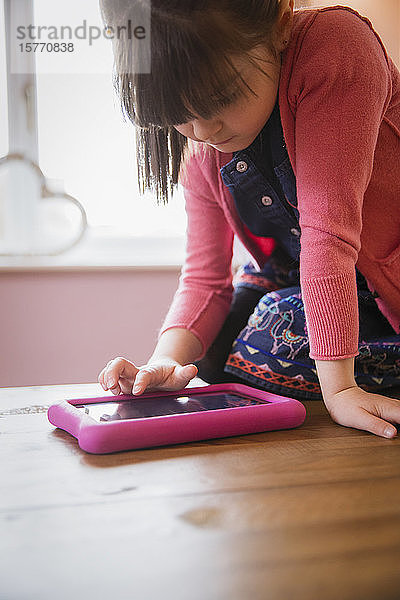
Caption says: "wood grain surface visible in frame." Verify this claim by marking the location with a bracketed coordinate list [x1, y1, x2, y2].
[1, 382, 400, 600]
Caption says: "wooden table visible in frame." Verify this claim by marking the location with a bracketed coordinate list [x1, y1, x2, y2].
[1, 382, 400, 600]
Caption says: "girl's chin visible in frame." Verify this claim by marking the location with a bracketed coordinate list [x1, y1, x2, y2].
[207, 139, 243, 151]
[208, 136, 256, 153]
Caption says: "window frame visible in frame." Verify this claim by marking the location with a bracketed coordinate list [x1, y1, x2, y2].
[1, 0, 186, 267]
[4, 0, 39, 162]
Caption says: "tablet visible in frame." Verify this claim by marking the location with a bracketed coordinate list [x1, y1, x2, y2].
[47, 383, 306, 454]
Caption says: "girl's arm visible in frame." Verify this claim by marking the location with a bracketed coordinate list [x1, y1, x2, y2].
[99, 144, 236, 396]
[99, 148, 235, 397]
[148, 327, 203, 365]
[315, 358, 400, 438]
[289, 10, 392, 362]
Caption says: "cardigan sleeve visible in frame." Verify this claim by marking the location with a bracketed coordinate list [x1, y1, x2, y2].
[158, 148, 234, 359]
[290, 8, 391, 360]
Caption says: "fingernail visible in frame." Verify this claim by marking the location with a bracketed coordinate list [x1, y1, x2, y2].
[133, 384, 142, 393]
[384, 427, 396, 438]
[106, 377, 114, 387]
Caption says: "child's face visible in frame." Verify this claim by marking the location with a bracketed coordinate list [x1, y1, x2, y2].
[173, 46, 281, 152]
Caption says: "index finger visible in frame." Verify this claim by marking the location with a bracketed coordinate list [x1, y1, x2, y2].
[100, 357, 139, 391]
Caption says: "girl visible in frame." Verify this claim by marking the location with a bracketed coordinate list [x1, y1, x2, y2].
[98, 0, 400, 438]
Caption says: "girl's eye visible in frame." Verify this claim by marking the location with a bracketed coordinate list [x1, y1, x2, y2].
[174, 86, 244, 126]
[212, 88, 242, 110]
[215, 96, 234, 109]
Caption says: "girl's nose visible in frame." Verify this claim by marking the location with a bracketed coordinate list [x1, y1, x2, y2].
[192, 117, 223, 143]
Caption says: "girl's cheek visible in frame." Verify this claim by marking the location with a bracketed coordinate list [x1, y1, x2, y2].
[174, 124, 206, 144]
[174, 124, 191, 137]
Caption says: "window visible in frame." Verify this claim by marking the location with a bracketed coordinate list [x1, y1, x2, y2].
[0, 1, 8, 158]
[1, 0, 186, 265]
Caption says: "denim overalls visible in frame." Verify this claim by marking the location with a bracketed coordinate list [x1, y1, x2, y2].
[195, 97, 400, 400]
[220, 97, 301, 272]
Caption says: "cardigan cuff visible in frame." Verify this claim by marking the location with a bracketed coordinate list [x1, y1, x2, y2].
[302, 271, 360, 360]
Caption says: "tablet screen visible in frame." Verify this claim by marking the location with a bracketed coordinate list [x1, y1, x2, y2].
[75, 392, 269, 422]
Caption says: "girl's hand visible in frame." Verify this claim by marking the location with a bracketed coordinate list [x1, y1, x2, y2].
[324, 386, 400, 439]
[98, 356, 198, 396]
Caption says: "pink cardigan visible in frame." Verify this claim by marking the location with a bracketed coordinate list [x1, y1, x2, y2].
[159, 5, 400, 361]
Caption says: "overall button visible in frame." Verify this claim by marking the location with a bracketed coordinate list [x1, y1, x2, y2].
[236, 161, 248, 173]
[290, 228, 301, 237]
[261, 196, 273, 206]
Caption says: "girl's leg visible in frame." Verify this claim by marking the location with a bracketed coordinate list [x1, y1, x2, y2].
[224, 280, 400, 401]
[195, 252, 299, 384]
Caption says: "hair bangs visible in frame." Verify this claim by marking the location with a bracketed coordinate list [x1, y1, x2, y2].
[115, 22, 259, 130]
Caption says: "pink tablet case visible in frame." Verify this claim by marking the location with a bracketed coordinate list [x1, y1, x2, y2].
[47, 383, 306, 454]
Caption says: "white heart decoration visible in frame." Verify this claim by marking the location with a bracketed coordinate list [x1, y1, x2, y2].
[0, 152, 87, 256]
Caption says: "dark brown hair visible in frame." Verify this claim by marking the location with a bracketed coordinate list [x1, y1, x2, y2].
[100, 0, 284, 204]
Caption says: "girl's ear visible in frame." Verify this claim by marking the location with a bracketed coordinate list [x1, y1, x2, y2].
[275, 0, 294, 52]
